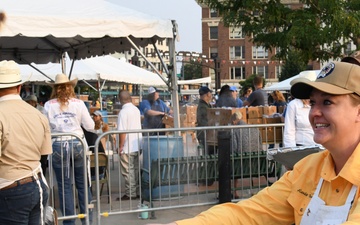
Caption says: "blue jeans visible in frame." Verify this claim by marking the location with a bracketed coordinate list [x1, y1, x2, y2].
[52, 140, 92, 225]
[0, 178, 48, 225]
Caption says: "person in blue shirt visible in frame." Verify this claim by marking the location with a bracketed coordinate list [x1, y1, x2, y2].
[230, 86, 243, 108]
[142, 87, 172, 135]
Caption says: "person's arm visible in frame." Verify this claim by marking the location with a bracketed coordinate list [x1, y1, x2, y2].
[283, 101, 297, 147]
[81, 103, 95, 132]
[146, 109, 166, 116]
[118, 133, 126, 154]
[117, 111, 127, 154]
[143, 100, 166, 116]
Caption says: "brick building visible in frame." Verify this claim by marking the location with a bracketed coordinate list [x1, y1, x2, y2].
[196, 0, 321, 90]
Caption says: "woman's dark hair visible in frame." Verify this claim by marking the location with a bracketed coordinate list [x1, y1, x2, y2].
[219, 85, 230, 96]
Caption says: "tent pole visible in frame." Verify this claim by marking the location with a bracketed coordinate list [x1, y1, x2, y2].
[169, 20, 180, 130]
[125, 36, 168, 86]
[61, 52, 66, 74]
[97, 74, 102, 111]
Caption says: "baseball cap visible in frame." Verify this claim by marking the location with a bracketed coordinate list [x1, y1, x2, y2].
[291, 61, 360, 99]
[341, 51, 360, 66]
[148, 86, 158, 94]
[199, 86, 212, 95]
[92, 110, 102, 117]
[229, 86, 237, 92]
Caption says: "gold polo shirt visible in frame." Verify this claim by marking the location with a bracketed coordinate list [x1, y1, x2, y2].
[0, 95, 52, 188]
[176, 143, 360, 225]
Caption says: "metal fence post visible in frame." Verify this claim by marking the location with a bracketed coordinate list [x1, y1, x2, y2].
[218, 130, 231, 203]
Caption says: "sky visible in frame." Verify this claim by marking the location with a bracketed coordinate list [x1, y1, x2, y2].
[107, 0, 202, 53]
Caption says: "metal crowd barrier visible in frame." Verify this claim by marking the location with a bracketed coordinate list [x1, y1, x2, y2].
[89, 123, 284, 225]
[48, 132, 91, 225]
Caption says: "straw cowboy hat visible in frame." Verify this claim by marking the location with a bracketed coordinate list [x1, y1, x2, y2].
[0, 60, 26, 89]
[46, 73, 78, 87]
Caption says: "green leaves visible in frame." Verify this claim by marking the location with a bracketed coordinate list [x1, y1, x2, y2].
[197, 0, 360, 63]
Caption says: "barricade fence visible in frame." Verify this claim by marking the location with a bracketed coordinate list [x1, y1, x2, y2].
[48, 132, 91, 225]
[89, 123, 284, 224]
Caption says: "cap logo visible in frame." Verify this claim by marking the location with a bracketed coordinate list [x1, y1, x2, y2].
[317, 62, 335, 79]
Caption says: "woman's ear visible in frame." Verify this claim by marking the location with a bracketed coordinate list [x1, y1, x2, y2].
[356, 104, 360, 123]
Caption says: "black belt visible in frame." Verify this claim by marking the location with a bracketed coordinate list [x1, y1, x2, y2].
[0, 172, 42, 191]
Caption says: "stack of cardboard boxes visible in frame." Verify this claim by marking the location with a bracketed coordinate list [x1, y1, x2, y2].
[206, 106, 282, 145]
[162, 104, 284, 145]
[162, 104, 198, 128]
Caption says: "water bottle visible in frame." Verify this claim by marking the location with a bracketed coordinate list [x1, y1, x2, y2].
[138, 203, 149, 219]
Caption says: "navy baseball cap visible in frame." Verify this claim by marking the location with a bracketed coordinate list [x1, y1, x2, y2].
[199, 86, 212, 95]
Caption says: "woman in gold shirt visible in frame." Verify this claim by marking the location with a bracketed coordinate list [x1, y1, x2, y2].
[147, 61, 360, 225]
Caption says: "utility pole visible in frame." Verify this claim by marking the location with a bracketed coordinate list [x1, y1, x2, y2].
[211, 53, 220, 91]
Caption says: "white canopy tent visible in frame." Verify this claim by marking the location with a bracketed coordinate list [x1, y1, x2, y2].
[0, 0, 173, 65]
[0, 0, 182, 130]
[264, 70, 320, 91]
[19, 55, 166, 86]
[177, 76, 212, 85]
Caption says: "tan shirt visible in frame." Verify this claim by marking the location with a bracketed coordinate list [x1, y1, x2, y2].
[0, 95, 52, 188]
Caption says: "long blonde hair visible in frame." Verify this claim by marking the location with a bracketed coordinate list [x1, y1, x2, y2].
[50, 83, 76, 111]
[271, 90, 286, 102]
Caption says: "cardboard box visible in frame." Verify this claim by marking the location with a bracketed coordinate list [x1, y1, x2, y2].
[247, 118, 263, 124]
[261, 128, 283, 143]
[186, 113, 196, 123]
[207, 108, 232, 126]
[180, 104, 197, 115]
[162, 115, 174, 127]
[206, 129, 218, 145]
[181, 122, 196, 128]
[207, 108, 247, 126]
[247, 106, 263, 119]
[263, 106, 277, 116]
[263, 117, 282, 124]
[78, 95, 88, 101]
[233, 107, 247, 122]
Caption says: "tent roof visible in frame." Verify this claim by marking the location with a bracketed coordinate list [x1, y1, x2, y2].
[264, 70, 320, 91]
[19, 55, 166, 86]
[178, 77, 211, 85]
[0, 0, 173, 64]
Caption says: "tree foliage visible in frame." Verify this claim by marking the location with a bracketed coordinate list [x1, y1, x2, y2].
[279, 50, 308, 81]
[181, 61, 203, 80]
[197, 0, 360, 64]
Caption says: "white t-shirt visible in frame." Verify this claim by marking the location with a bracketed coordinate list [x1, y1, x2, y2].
[117, 102, 142, 153]
[44, 98, 94, 137]
[283, 98, 316, 147]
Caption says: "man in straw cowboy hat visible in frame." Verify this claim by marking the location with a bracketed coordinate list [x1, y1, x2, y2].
[0, 60, 52, 224]
[44, 73, 94, 225]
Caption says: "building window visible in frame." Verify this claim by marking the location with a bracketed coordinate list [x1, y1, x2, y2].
[229, 26, 245, 39]
[210, 27, 218, 40]
[252, 46, 268, 59]
[210, 9, 218, 18]
[230, 46, 245, 60]
[253, 66, 269, 78]
[230, 67, 245, 80]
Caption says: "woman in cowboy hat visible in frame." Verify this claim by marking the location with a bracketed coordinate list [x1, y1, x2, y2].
[44, 74, 94, 225]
